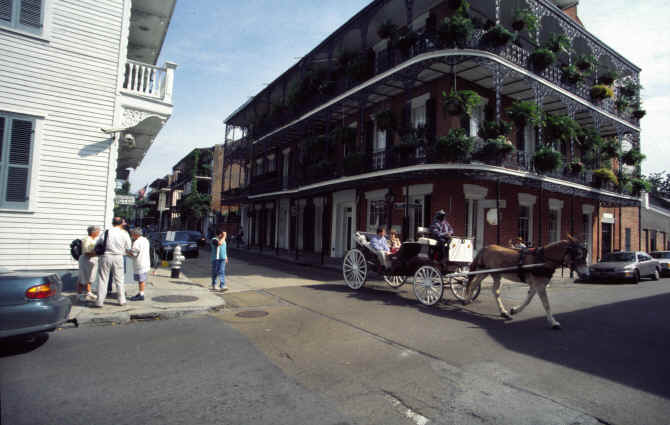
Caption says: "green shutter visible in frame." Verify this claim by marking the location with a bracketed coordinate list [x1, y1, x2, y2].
[0, 0, 11, 22]
[19, 0, 42, 29]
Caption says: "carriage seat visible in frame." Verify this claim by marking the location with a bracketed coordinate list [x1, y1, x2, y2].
[415, 226, 438, 246]
[355, 231, 390, 268]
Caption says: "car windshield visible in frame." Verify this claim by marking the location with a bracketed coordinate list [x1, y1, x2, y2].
[650, 252, 670, 259]
[602, 252, 635, 262]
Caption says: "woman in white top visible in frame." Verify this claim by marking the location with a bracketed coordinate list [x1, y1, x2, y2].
[127, 228, 151, 301]
[78, 225, 101, 301]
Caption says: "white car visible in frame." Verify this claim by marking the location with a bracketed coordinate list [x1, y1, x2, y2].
[650, 251, 670, 276]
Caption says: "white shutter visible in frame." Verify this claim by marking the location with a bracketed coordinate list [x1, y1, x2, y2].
[19, 0, 42, 29]
[0, 0, 11, 22]
[6, 118, 32, 206]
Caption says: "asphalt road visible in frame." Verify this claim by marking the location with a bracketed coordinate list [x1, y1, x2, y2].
[3, 252, 670, 425]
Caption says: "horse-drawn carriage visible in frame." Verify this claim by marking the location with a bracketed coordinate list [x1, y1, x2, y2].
[342, 228, 481, 305]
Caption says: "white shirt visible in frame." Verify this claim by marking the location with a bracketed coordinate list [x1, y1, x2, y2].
[103, 226, 131, 256]
[129, 236, 151, 274]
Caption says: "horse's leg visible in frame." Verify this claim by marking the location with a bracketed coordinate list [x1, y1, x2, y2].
[492, 275, 511, 319]
[510, 284, 536, 316]
[463, 274, 484, 305]
[536, 282, 561, 329]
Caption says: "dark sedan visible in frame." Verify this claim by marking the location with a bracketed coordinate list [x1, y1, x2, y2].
[186, 231, 207, 247]
[0, 268, 72, 339]
[149, 231, 199, 262]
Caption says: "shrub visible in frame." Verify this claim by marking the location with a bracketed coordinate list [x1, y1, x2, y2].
[592, 168, 619, 187]
[590, 84, 614, 101]
[621, 149, 645, 166]
[432, 128, 475, 162]
[533, 147, 563, 173]
[530, 48, 556, 73]
[506, 100, 542, 128]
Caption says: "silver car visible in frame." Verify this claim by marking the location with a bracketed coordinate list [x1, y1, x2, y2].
[650, 251, 670, 276]
[589, 251, 661, 283]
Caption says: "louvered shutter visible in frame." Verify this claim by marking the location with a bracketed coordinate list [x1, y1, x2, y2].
[0, 117, 4, 161]
[6, 118, 32, 206]
[19, 0, 42, 29]
[0, 0, 11, 22]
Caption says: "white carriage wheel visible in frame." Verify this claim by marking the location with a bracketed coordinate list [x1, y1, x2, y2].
[449, 265, 481, 301]
[343, 249, 367, 290]
[413, 265, 444, 306]
[383, 275, 407, 288]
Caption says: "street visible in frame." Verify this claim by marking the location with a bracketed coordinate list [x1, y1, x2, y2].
[3, 251, 670, 425]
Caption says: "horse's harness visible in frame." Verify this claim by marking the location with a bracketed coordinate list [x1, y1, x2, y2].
[517, 242, 585, 282]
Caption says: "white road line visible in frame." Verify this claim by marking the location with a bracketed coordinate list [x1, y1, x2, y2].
[384, 393, 430, 425]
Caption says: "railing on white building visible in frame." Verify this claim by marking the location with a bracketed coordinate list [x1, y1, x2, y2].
[122, 60, 177, 104]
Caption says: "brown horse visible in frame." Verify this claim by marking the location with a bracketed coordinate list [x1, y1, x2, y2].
[463, 235, 588, 329]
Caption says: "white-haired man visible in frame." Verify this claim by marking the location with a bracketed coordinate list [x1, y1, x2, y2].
[95, 217, 131, 307]
[127, 228, 151, 301]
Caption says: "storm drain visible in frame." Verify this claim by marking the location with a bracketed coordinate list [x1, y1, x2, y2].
[151, 295, 199, 303]
[236, 310, 269, 318]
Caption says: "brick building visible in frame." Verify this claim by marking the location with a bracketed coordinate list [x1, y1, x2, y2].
[220, 0, 644, 264]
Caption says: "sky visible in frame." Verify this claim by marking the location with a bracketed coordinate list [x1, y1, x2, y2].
[129, 0, 670, 191]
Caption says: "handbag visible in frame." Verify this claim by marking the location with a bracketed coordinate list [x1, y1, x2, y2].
[94, 230, 108, 256]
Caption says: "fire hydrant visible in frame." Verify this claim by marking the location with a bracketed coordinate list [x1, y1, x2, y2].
[170, 245, 185, 278]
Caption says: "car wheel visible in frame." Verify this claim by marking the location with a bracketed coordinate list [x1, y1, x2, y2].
[652, 268, 660, 281]
[633, 270, 640, 284]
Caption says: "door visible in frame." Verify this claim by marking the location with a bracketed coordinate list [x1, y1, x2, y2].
[408, 195, 424, 240]
[342, 206, 353, 254]
[303, 201, 315, 252]
[601, 223, 613, 259]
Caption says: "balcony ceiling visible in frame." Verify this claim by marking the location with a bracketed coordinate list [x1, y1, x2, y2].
[117, 115, 167, 172]
[128, 0, 176, 65]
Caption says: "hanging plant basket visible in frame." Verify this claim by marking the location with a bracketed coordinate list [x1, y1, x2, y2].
[615, 99, 630, 114]
[590, 84, 614, 101]
[632, 109, 647, 119]
[544, 113, 579, 145]
[505, 100, 542, 128]
[598, 71, 618, 86]
[600, 138, 620, 159]
[512, 8, 538, 33]
[393, 27, 418, 55]
[481, 25, 515, 48]
[543, 34, 571, 54]
[478, 120, 513, 140]
[631, 178, 651, 195]
[438, 14, 474, 48]
[592, 168, 618, 188]
[432, 128, 475, 162]
[377, 20, 398, 40]
[619, 81, 640, 98]
[474, 136, 515, 163]
[575, 54, 595, 73]
[533, 147, 563, 173]
[375, 110, 396, 132]
[441, 89, 483, 117]
[567, 161, 584, 175]
[621, 149, 645, 166]
[530, 48, 556, 73]
[561, 64, 583, 85]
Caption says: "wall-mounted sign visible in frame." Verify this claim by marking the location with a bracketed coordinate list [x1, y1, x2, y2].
[486, 208, 499, 226]
[602, 213, 615, 224]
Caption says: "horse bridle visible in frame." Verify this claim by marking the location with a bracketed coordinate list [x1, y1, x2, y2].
[537, 242, 587, 272]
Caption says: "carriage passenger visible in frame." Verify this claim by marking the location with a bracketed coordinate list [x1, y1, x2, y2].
[389, 230, 401, 254]
[370, 227, 391, 268]
[430, 209, 453, 260]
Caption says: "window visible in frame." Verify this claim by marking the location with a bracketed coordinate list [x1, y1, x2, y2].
[548, 199, 563, 243]
[266, 154, 276, 173]
[372, 118, 386, 170]
[0, 0, 45, 35]
[650, 230, 657, 252]
[255, 158, 264, 176]
[625, 228, 631, 251]
[368, 200, 387, 229]
[0, 113, 36, 210]
[518, 205, 530, 244]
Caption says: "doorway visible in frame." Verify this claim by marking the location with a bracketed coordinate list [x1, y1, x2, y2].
[601, 222, 613, 259]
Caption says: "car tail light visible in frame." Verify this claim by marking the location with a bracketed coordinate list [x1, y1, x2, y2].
[26, 283, 56, 299]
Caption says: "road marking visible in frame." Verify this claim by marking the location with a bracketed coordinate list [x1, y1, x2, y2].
[384, 392, 430, 425]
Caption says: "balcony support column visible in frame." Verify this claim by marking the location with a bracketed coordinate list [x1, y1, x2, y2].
[532, 82, 551, 149]
[495, 0, 501, 25]
[164, 62, 177, 104]
[405, 0, 414, 26]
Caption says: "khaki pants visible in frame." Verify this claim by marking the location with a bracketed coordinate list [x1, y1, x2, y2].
[96, 255, 126, 306]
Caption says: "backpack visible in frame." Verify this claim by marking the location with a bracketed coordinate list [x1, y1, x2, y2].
[70, 239, 82, 260]
[95, 230, 109, 256]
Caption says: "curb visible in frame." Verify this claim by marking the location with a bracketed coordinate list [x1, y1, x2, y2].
[71, 302, 226, 327]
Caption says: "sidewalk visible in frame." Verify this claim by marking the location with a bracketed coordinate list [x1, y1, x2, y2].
[65, 266, 226, 327]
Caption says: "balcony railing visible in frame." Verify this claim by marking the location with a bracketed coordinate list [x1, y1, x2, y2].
[122, 60, 176, 104]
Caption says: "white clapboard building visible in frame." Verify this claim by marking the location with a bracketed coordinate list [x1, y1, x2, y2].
[0, 0, 177, 278]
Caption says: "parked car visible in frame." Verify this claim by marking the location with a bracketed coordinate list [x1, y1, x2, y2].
[186, 230, 207, 247]
[650, 251, 670, 276]
[149, 231, 199, 262]
[0, 268, 72, 339]
[589, 251, 661, 283]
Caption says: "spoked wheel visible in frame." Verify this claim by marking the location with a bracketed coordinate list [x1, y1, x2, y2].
[413, 265, 444, 306]
[384, 275, 408, 288]
[343, 249, 367, 290]
[448, 265, 481, 301]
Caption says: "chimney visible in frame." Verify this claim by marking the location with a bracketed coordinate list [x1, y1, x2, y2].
[552, 0, 583, 26]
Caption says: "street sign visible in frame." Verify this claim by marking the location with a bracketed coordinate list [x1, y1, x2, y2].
[115, 195, 135, 205]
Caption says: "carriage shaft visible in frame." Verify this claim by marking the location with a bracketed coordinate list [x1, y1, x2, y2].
[445, 263, 547, 279]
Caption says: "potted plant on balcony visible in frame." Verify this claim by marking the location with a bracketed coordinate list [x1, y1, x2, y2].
[533, 146, 563, 173]
[567, 160, 584, 175]
[598, 70, 618, 86]
[592, 168, 618, 188]
[615, 98, 630, 114]
[600, 138, 619, 160]
[506, 100, 542, 128]
[631, 105, 647, 119]
[375, 110, 396, 132]
[441, 89, 484, 117]
[474, 136, 515, 164]
[544, 33, 571, 55]
[438, 13, 474, 48]
[342, 152, 368, 176]
[590, 84, 614, 101]
[631, 177, 651, 196]
[377, 20, 398, 40]
[621, 149, 646, 166]
[432, 128, 475, 162]
[544, 113, 579, 145]
[530, 48, 556, 73]
[575, 54, 595, 73]
[619, 81, 641, 98]
[512, 8, 538, 33]
[561, 64, 583, 85]
[478, 120, 513, 140]
[576, 126, 602, 154]
[481, 24, 515, 48]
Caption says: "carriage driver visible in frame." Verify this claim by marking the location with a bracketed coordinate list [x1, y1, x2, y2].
[429, 209, 453, 260]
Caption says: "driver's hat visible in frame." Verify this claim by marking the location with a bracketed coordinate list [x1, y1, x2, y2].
[435, 209, 447, 219]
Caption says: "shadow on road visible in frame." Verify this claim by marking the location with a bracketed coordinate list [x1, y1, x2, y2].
[305, 282, 670, 400]
[0, 333, 50, 358]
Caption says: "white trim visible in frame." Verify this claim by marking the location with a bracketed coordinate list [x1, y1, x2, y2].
[649, 206, 670, 219]
[0, 0, 52, 41]
[582, 204, 595, 214]
[410, 92, 431, 109]
[518, 193, 537, 206]
[247, 49, 638, 147]
[248, 162, 640, 203]
[0, 104, 48, 119]
[548, 199, 563, 243]
[548, 198, 564, 210]
[403, 183, 433, 197]
[463, 184, 488, 200]
[480, 200, 507, 209]
[364, 188, 387, 201]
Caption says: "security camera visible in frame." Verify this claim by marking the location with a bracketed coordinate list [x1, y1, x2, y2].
[123, 133, 135, 148]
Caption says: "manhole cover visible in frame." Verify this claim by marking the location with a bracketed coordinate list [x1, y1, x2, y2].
[152, 295, 199, 303]
[236, 310, 269, 318]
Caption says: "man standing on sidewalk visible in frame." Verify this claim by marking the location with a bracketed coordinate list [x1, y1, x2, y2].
[95, 217, 132, 307]
[210, 230, 228, 292]
[127, 228, 150, 301]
